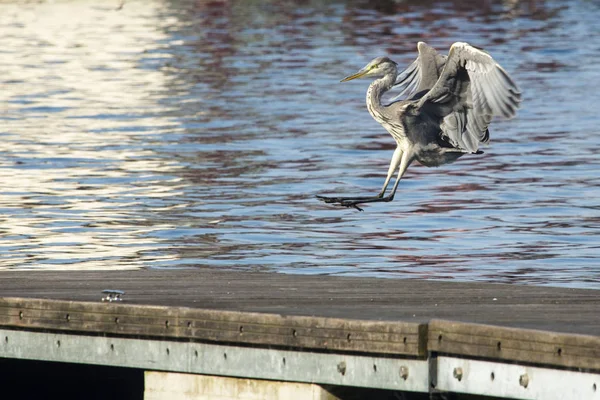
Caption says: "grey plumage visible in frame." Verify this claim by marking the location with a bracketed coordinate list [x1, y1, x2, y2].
[318, 42, 521, 211]
[392, 41, 447, 100]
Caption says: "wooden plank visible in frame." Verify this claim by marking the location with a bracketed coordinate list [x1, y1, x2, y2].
[0, 269, 599, 338]
[428, 319, 600, 371]
[0, 297, 426, 357]
[1, 269, 600, 369]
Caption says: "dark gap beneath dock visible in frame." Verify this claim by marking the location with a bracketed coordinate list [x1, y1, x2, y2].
[0, 358, 143, 400]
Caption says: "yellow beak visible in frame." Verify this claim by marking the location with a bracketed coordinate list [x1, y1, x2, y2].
[340, 69, 368, 82]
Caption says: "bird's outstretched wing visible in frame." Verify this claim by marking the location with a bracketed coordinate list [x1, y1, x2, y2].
[417, 42, 521, 153]
[390, 42, 447, 102]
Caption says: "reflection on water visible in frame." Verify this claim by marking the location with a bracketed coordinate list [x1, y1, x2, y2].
[0, 0, 599, 287]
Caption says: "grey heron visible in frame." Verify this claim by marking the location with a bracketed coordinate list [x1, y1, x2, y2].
[317, 42, 521, 211]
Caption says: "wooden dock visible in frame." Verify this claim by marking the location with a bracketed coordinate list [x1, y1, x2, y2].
[1, 269, 599, 399]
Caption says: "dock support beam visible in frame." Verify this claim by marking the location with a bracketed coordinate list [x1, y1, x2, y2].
[145, 372, 340, 400]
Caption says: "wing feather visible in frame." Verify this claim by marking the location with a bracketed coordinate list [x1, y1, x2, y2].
[390, 42, 447, 102]
[418, 42, 521, 153]
[393, 58, 421, 99]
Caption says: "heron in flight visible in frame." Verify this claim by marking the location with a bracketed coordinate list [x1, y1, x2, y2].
[317, 42, 521, 211]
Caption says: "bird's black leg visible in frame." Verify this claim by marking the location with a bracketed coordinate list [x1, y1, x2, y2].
[317, 151, 412, 211]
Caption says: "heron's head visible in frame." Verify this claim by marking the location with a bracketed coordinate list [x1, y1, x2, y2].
[341, 57, 398, 82]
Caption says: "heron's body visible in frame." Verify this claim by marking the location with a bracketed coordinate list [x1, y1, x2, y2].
[318, 42, 521, 211]
[367, 75, 465, 168]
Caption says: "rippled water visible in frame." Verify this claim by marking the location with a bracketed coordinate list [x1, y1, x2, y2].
[1, 0, 599, 288]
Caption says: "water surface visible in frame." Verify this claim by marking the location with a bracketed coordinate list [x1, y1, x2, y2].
[1, 0, 599, 288]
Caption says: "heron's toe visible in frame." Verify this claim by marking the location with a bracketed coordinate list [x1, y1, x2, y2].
[340, 200, 364, 212]
[316, 195, 341, 204]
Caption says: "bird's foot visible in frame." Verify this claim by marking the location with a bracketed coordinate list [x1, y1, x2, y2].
[317, 194, 395, 211]
[339, 200, 364, 212]
[316, 195, 364, 211]
[315, 195, 344, 204]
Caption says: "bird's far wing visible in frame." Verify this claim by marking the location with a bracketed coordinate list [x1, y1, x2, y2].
[417, 42, 521, 152]
[418, 42, 521, 118]
[390, 42, 447, 102]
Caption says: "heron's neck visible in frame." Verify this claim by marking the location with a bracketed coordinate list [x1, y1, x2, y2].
[366, 72, 395, 116]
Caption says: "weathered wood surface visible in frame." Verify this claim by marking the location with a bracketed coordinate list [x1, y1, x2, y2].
[0, 297, 425, 357]
[0, 269, 597, 334]
[0, 269, 599, 369]
[429, 319, 600, 371]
